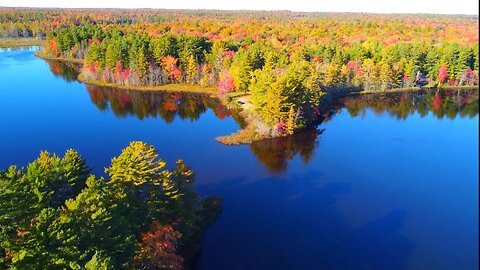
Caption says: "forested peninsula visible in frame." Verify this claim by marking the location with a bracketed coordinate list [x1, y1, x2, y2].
[2, 8, 478, 142]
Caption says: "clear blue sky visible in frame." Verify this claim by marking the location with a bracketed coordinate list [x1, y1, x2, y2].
[0, 0, 478, 15]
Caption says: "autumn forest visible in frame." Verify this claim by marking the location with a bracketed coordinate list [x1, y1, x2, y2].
[0, 6, 479, 270]
[2, 9, 478, 134]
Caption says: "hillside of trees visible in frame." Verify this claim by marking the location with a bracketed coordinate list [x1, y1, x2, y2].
[1, 8, 478, 135]
[0, 142, 221, 269]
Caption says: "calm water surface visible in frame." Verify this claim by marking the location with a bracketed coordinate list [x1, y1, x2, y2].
[0, 47, 478, 270]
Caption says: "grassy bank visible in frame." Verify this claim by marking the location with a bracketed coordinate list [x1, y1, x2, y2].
[358, 85, 478, 94]
[0, 38, 44, 48]
[215, 109, 274, 145]
[34, 51, 84, 64]
[215, 95, 288, 145]
[216, 127, 269, 145]
[78, 73, 217, 94]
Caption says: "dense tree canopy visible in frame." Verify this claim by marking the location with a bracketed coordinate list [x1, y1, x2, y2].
[0, 142, 221, 269]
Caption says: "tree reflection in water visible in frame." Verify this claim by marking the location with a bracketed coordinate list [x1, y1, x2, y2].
[43, 59, 479, 173]
[86, 84, 328, 174]
[86, 85, 233, 122]
[45, 59, 82, 82]
[249, 129, 323, 173]
[43, 58, 235, 122]
[250, 89, 479, 173]
[342, 89, 479, 120]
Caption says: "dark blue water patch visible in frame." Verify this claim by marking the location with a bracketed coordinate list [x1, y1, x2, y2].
[0, 48, 478, 270]
[196, 174, 414, 270]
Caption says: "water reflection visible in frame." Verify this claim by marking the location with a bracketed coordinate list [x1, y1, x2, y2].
[44, 59, 479, 174]
[43, 58, 235, 122]
[250, 89, 478, 172]
[86, 85, 233, 122]
[45, 60, 81, 82]
[0, 46, 39, 53]
[249, 129, 323, 173]
[342, 89, 479, 120]
[0, 46, 39, 67]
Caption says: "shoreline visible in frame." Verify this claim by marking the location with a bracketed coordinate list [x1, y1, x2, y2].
[215, 108, 278, 145]
[0, 38, 44, 48]
[77, 73, 217, 94]
[33, 50, 479, 146]
[35, 51, 217, 94]
[35, 50, 478, 96]
[215, 95, 316, 146]
[357, 85, 478, 94]
[34, 51, 84, 64]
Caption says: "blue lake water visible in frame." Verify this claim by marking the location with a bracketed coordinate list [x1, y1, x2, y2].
[0, 47, 478, 270]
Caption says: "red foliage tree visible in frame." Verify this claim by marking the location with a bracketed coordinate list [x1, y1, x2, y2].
[277, 120, 285, 131]
[313, 56, 322, 64]
[133, 221, 184, 270]
[88, 62, 97, 73]
[47, 39, 60, 57]
[437, 66, 448, 84]
[161, 55, 177, 68]
[224, 50, 235, 59]
[403, 72, 409, 83]
[170, 66, 182, 82]
[346, 60, 363, 76]
[114, 60, 123, 75]
[217, 71, 236, 95]
[120, 68, 131, 80]
[447, 78, 457, 86]
[161, 55, 182, 83]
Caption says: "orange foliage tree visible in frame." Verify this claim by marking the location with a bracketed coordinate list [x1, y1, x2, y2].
[133, 221, 184, 270]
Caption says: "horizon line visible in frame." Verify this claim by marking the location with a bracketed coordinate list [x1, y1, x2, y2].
[0, 6, 478, 16]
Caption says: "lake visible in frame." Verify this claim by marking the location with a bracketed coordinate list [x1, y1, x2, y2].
[0, 47, 478, 270]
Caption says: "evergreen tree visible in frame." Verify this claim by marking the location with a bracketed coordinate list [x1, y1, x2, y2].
[286, 106, 296, 135]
